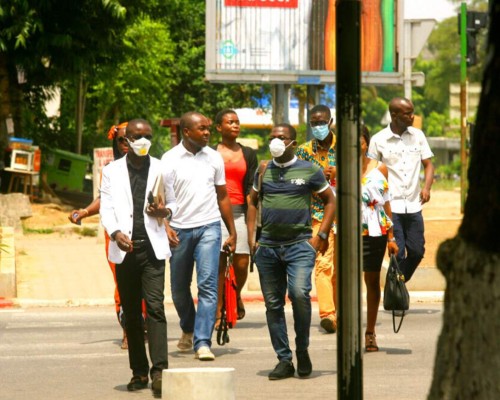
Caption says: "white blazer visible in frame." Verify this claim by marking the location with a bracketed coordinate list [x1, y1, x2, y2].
[100, 155, 177, 264]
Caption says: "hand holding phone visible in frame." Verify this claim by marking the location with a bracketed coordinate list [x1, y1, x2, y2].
[72, 212, 81, 225]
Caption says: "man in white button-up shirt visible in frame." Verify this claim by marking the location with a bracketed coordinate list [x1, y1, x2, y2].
[368, 97, 434, 282]
[161, 112, 236, 362]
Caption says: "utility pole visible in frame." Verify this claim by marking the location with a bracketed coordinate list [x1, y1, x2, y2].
[336, 0, 362, 399]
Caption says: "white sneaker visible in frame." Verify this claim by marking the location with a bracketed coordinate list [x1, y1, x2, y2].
[177, 332, 193, 352]
[195, 346, 215, 361]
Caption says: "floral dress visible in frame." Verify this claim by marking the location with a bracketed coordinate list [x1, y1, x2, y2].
[361, 166, 393, 237]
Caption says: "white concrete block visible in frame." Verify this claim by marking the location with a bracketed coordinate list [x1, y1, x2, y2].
[162, 367, 235, 400]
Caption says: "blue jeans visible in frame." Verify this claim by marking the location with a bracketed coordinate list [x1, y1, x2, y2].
[254, 240, 316, 362]
[392, 211, 425, 282]
[169, 221, 221, 351]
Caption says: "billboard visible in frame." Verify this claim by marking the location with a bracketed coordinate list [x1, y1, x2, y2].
[206, 0, 404, 84]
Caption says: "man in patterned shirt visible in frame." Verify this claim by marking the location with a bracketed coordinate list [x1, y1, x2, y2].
[296, 104, 338, 334]
[247, 123, 335, 380]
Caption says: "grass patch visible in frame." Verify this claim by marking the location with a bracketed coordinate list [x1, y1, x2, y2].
[23, 227, 55, 235]
[432, 179, 460, 191]
[71, 226, 98, 237]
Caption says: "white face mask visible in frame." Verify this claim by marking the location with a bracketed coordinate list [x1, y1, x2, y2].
[269, 138, 293, 158]
[127, 137, 151, 156]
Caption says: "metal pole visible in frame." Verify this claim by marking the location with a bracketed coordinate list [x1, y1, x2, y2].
[460, 2, 468, 213]
[306, 85, 321, 141]
[403, 20, 412, 100]
[336, 0, 362, 399]
[272, 84, 290, 125]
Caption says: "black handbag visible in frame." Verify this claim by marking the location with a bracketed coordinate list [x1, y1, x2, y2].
[383, 255, 410, 333]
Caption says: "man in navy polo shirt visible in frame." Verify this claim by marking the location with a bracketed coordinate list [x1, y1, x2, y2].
[247, 123, 335, 380]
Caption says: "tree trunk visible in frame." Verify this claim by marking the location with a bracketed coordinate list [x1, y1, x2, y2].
[0, 55, 13, 152]
[75, 73, 87, 154]
[428, 2, 500, 399]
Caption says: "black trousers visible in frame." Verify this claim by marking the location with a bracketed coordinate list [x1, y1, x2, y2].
[115, 242, 168, 378]
[392, 211, 425, 282]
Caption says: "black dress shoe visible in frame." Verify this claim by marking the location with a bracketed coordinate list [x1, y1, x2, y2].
[268, 360, 295, 380]
[296, 350, 312, 377]
[127, 376, 148, 391]
[151, 374, 162, 397]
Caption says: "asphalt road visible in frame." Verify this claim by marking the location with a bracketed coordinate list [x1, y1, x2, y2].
[0, 302, 442, 400]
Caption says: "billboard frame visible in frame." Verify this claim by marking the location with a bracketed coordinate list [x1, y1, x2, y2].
[205, 0, 405, 85]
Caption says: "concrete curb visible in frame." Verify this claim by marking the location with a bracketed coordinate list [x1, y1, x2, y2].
[3, 290, 444, 309]
[0, 297, 14, 308]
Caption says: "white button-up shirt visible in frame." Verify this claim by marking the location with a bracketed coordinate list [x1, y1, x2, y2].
[368, 125, 434, 214]
[161, 142, 226, 229]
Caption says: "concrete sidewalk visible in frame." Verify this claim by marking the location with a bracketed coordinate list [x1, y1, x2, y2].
[3, 226, 444, 308]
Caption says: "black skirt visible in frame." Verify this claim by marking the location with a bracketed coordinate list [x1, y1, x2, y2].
[362, 235, 388, 272]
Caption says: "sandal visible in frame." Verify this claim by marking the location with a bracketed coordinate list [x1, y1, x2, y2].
[237, 297, 245, 320]
[365, 332, 379, 352]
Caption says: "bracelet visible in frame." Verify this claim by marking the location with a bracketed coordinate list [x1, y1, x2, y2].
[388, 238, 396, 243]
[80, 208, 89, 216]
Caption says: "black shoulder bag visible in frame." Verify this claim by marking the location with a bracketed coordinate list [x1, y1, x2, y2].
[383, 255, 410, 333]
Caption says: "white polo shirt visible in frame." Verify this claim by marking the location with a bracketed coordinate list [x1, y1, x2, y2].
[368, 125, 434, 214]
[161, 142, 226, 229]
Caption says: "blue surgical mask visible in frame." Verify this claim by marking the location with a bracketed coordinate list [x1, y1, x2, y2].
[311, 124, 330, 141]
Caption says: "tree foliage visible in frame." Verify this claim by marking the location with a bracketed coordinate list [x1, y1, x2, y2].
[0, 0, 264, 159]
[361, 0, 488, 139]
[0, 0, 128, 155]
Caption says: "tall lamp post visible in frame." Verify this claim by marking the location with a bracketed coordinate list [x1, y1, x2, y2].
[336, 0, 362, 398]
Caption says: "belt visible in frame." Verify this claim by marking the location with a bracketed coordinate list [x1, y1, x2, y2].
[132, 239, 148, 249]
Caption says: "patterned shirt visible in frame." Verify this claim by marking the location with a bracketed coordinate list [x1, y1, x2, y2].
[253, 157, 329, 246]
[296, 137, 336, 223]
[361, 167, 393, 237]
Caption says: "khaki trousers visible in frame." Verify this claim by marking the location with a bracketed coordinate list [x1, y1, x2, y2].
[312, 219, 337, 319]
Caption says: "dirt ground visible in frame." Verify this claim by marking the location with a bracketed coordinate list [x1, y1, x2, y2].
[20, 189, 462, 270]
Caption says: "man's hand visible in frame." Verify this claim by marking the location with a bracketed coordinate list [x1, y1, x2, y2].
[420, 188, 431, 205]
[115, 231, 133, 253]
[146, 198, 169, 219]
[248, 238, 257, 256]
[323, 166, 336, 182]
[309, 235, 328, 255]
[166, 225, 180, 248]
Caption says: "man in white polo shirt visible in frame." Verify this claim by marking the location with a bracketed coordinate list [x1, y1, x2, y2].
[161, 111, 236, 361]
[368, 97, 434, 282]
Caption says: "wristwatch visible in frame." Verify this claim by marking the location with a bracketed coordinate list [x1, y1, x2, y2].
[110, 230, 121, 241]
[317, 231, 328, 240]
[164, 209, 172, 222]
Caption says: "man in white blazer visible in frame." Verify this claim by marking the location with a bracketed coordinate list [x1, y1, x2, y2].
[100, 119, 176, 397]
